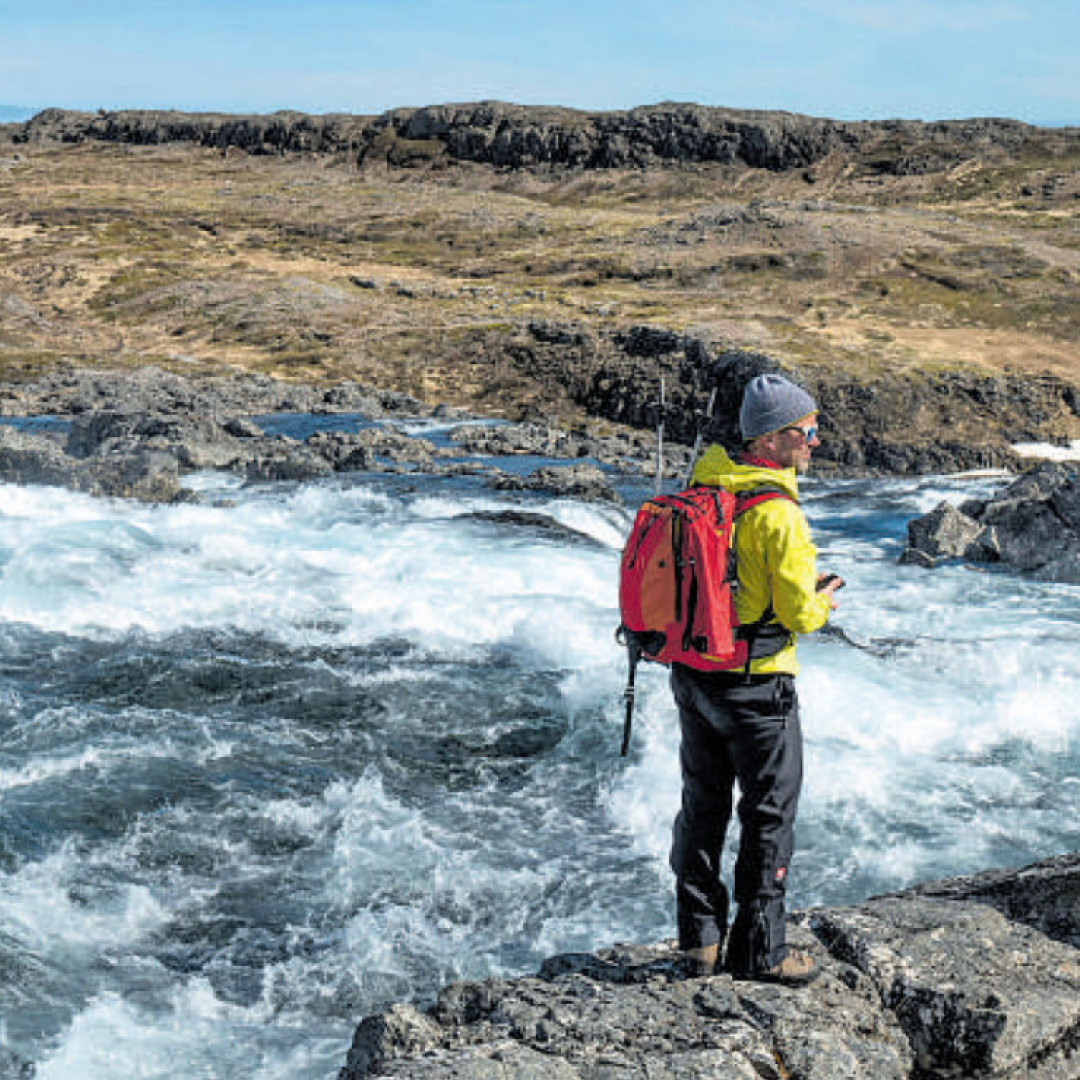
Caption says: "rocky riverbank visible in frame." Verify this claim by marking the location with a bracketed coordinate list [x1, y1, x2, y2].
[0, 365, 663, 505]
[2, 348, 1078, 501]
[340, 852, 1080, 1079]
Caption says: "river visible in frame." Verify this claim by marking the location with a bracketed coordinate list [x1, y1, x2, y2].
[1, 433, 1078, 1078]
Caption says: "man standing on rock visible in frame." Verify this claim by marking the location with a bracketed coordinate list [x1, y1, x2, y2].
[670, 374, 843, 984]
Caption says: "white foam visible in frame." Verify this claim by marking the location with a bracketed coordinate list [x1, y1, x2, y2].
[35, 979, 346, 1080]
[0, 843, 169, 951]
[1013, 440, 1080, 461]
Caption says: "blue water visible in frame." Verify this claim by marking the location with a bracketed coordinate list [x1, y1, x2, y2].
[0, 447, 1077, 1079]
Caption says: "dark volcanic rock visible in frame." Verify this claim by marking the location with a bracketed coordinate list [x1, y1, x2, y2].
[11, 103, 1071, 177]
[812, 896, 1080, 1078]
[486, 463, 619, 503]
[480, 324, 1069, 477]
[0, 360, 1075, 502]
[903, 851, 1080, 949]
[0, 425, 189, 503]
[0, 365, 418, 422]
[903, 461, 1080, 581]
[899, 500, 987, 564]
[340, 853, 1080, 1080]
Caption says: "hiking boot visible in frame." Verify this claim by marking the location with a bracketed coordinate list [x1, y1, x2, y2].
[682, 943, 719, 977]
[731, 949, 819, 987]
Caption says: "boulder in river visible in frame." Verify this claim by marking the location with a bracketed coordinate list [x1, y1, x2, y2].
[901, 461, 1080, 583]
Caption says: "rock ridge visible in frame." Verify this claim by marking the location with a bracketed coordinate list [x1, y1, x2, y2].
[8, 102, 1076, 173]
[339, 852, 1080, 1079]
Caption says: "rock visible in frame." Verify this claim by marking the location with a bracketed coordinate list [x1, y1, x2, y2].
[0, 370, 458, 500]
[75, 450, 190, 503]
[905, 500, 984, 560]
[66, 409, 242, 468]
[222, 416, 264, 438]
[0, 425, 74, 486]
[339, 852, 1080, 1080]
[486, 464, 619, 503]
[243, 448, 334, 483]
[342, 936, 912, 1079]
[901, 461, 1080, 582]
[1051, 476, 1080, 533]
[813, 897, 1080, 1078]
[0, 426, 190, 503]
[451, 423, 588, 459]
[0, 362, 1073, 505]
[341, 1004, 442, 1078]
[896, 547, 938, 569]
[305, 429, 436, 470]
[905, 850, 1080, 949]
[1034, 552, 1080, 584]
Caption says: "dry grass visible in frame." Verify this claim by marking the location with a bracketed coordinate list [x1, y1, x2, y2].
[1, 139, 1079, 407]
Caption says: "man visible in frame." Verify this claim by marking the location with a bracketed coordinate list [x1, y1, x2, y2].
[669, 373, 843, 984]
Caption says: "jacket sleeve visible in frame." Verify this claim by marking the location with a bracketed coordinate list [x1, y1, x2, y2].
[759, 500, 832, 635]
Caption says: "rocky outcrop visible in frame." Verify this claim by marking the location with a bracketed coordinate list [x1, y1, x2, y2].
[0, 368, 645, 503]
[493, 323, 1076, 476]
[0, 424, 192, 504]
[901, 460, 1080, 582]
[340, 852, 1080, 1080]
[0, 364, 421, 420]
[2, 331, 1079, 482]
[8, 103, 1077, 174]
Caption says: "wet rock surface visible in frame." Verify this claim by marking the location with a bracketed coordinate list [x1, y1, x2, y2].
[901, 460, 1080, 582]
[340, 852, 1080, 1080]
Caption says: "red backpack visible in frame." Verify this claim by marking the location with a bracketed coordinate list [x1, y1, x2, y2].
[616, 483, 791, 754]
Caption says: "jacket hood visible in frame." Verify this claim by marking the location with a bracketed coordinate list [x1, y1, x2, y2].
[690, 445, 800, 501]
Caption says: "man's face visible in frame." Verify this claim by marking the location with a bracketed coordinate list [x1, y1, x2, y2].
[759, 415, 820, 474]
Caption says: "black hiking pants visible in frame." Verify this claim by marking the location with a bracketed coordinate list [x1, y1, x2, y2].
[669, 664, 802, 973]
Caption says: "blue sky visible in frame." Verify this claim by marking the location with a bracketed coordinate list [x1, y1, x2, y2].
[0, 0, 1077, 126]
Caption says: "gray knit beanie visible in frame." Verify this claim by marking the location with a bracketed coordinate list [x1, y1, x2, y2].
[739, 374, 817, 441]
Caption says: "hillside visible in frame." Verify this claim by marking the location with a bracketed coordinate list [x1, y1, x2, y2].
[2, 102, 1079, 468]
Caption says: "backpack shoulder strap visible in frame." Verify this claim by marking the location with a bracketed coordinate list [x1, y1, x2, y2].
[734, 485, 796, 516]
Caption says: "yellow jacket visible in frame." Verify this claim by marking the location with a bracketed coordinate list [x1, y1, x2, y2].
[691, 445, 831, 675]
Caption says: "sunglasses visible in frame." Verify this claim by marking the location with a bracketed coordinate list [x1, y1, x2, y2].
[782, 425, 818, 443]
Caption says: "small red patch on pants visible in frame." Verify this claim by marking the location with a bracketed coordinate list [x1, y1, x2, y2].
[775, 866, 787, 883]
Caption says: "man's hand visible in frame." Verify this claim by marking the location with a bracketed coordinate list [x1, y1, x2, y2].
[817, 573, 845, 610]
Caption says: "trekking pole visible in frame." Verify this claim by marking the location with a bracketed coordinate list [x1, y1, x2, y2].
[654, 377, 665, 496]
[620, 636, 642, 757]
[683, 385, 718, 487]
